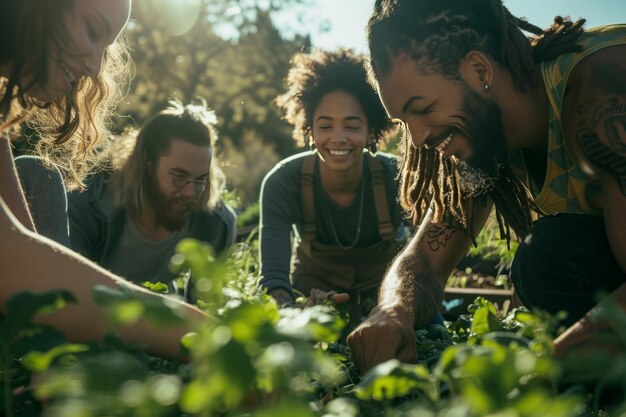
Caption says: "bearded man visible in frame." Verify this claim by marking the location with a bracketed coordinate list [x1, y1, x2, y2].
[348, 0, 626, 372]
[68, 100, 236, 296]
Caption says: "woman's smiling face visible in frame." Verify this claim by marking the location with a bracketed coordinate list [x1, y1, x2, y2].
[22, 0, 131, 102]
[312, 90, 371, 172]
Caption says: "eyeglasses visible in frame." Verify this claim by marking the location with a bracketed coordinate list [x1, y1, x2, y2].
[170, 174, 207, 194]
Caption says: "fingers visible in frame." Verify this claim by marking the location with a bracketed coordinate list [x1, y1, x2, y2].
[396, 338, 418, 364]
[348, 327, 402, 373]
[330, 292, 349, 305]
[346, 307, 418, 374]
[306, 289, 349, 306]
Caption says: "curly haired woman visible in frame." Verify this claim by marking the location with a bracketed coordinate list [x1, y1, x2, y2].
[258, 49, 424, 329]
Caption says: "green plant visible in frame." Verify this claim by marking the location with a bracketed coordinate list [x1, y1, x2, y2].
[1, 235, 625, 416]
[467, 211, 520, 272]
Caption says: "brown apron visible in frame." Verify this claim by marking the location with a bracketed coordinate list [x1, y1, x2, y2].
[292, 154, 402, 327]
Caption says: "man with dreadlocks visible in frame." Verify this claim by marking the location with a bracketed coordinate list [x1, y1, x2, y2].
[347, 0, 626, 372]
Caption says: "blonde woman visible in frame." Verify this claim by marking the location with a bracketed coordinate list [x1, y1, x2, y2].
[0, 0, 203, 360]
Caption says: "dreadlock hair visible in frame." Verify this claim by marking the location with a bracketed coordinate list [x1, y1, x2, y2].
[367, 0, 586, 242]
[275, 48, 395, 147]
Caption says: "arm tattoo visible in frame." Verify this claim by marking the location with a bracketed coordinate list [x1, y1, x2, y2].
[576, 98, 626, 195]
[422, 223, 463, 252]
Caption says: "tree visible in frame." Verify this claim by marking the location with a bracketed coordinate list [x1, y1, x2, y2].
[118, 0, 318, 202]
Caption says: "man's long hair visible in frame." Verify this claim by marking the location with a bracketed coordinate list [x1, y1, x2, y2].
[0, 0, 131, 189]
[110, 100, 226, 216]
[367, 0, 586, 242]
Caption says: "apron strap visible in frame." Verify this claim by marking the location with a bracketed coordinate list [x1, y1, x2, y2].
[368, 154, 395, 240]
[301, 153, 317, 241]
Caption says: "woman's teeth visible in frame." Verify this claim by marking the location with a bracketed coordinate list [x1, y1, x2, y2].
[436, 133, 454, 153]
[328, 149, 350, 156]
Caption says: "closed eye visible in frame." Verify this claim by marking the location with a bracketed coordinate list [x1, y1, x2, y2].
[411, 106, 432, 116]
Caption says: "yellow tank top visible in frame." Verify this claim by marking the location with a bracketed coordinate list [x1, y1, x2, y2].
[510, 24, 626, 215]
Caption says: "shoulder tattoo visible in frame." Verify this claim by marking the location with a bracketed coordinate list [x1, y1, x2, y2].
[422, 223, 463, 252]
[576, 98, 626, 195]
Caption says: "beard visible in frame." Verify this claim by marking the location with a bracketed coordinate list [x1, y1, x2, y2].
[454, 83, 507, 197]
[146, 173, 196, 232]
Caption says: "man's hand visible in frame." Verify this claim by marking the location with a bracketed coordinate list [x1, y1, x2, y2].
[269, 288, 295, 308]
[346, 303, 417, 374]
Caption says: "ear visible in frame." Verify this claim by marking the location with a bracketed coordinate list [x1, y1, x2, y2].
[458, 51, 494, 94]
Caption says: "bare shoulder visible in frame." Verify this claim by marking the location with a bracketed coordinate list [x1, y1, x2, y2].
[561, 44, 626, 188]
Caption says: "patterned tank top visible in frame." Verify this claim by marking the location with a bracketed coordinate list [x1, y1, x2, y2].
[510, 24, 626, 216]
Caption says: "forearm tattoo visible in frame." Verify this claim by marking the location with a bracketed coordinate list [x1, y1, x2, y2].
[422, 223, 463, 252]
[576, 98, 626, 195]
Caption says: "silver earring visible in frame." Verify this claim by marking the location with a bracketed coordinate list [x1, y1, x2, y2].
[484, 83, 490, 92]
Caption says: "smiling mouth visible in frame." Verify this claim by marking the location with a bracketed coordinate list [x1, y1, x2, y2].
[435, 132, 454, 153]
[328, 149, 352, 156]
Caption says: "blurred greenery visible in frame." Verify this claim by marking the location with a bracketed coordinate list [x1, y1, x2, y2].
[4, 2, 625, 413]
[117, 0, 320, 204]
[2, 240, 626, 416]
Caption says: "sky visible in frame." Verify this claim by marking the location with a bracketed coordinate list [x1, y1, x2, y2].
[295, 0, 626, 53]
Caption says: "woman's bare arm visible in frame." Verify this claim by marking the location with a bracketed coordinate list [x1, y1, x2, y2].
[0, 196, 206, 361]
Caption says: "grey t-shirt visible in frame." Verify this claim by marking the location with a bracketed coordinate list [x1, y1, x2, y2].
[105, 214, 189, 285]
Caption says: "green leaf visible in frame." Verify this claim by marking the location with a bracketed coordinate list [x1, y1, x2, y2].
[11, 326, 69, 358]
[92, 285, 186, 327]
[141, 281, 170, 294]
[252, 400, 316, 417]
[21, 343, 89, 372]
[2, 290, 76, 340]
[356, 359, 437, 401]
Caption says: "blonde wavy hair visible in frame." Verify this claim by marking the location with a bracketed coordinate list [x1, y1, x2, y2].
[0, 0, 131, 190]
[110, 100, 226, 216]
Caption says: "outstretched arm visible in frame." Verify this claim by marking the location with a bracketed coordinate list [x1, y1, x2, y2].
[0, 196, 205, 361]
[347, 201, 492, 372]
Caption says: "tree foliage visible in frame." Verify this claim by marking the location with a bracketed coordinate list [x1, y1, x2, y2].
[118, 0, 317, 202]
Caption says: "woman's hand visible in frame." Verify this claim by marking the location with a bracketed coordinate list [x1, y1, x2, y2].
[269, 288, 349, 308]
[303, 288, 350, 307]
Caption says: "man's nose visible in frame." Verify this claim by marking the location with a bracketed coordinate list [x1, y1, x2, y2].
[178, 182, 197, 198]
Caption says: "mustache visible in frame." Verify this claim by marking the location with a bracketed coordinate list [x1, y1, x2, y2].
[171, 196, 199, 208]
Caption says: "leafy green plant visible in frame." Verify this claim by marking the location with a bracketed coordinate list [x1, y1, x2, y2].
[467, 211, 520, 272]
[1, 234, 625, 417]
